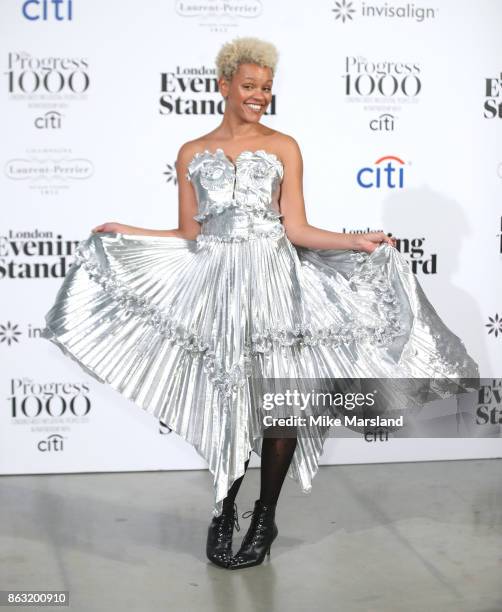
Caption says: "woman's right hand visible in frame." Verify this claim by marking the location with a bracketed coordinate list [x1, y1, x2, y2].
[91, 222, 134, 234]
[352, 231, 396, 254]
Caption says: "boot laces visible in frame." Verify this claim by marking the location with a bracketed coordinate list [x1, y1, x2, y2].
[240, 505, 270, 545]
[218, 501, 240, 534]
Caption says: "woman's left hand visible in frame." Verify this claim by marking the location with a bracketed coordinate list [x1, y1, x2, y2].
[353, 231, 397, 254]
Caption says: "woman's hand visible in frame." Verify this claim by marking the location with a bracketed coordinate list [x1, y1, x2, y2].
[352, 231, 397, 254]
[91, 222, 136, 234]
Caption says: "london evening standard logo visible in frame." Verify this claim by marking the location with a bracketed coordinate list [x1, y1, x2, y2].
[343, 56, 422, 125]
[159, 65, 277, 116]
[341, 227, 438, 275]
[4, 147, 94, 196]
[21, 0, 74, 20]
[175, 0, 262, 31]
[393, 236, 437, 274]
[484, 72, 502, 119]
[331, 0, 438, 23]
[475, 379, 502, 427]
[0, 229, 80, 280]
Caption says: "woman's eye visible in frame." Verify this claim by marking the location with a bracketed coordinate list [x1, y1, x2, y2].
[243, 85, 271, 91]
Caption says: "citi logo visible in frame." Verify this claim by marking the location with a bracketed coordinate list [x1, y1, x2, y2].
[369, 113, 396, 131]
[34, 111, 63, 129]
[357, 155, 406, 189]
[22, 0, 73, 20]
[38, 434, 65, 452]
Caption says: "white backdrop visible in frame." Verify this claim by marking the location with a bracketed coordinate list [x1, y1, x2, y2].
[1, 0, 501, 479]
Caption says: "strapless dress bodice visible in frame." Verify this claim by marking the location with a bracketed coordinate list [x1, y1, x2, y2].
[186, 148, 284, 243]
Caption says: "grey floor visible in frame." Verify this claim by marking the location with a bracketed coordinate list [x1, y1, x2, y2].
[1, 458, 501, 612]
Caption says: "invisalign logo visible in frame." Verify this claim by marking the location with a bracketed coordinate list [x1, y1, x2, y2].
[332, 1, 438, 23]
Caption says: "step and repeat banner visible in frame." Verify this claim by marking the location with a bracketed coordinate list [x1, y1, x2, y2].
[1, 0, 501, 477]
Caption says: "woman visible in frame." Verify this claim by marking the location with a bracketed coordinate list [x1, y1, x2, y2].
[41, 37, 480, 570]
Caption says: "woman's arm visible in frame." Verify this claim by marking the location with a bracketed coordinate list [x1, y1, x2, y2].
[278, 136, 396, 254]
[91, 143, 201, 239]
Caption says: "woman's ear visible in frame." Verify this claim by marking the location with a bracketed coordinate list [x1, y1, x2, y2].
[218, 77, 229, 100]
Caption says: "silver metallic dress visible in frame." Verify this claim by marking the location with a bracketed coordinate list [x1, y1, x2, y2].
[41, 148, 480, 516]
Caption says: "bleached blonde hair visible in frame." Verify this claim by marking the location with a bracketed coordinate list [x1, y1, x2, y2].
[215, 36, 279, 82]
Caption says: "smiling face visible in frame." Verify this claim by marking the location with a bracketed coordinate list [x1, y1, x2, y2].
[219, 62, 273, 122]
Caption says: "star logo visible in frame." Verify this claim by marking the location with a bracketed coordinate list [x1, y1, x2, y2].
[485, 313, 502, 338]
[163, 161, 178, 185]
[0, 321, 22, 346]
[332, 0, 356, 22]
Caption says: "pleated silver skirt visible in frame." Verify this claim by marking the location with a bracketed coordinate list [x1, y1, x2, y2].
[41, 224, 480, 516]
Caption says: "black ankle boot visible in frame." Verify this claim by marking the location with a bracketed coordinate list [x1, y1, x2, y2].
[229, 499, 278, 570]
[206, 502, 241, 568]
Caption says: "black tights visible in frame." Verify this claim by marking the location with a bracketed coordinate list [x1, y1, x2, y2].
[222, 426, 297, 511]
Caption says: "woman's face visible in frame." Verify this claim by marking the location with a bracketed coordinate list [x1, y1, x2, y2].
[221, 63, 273, 122]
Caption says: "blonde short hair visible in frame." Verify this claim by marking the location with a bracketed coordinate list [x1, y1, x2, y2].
[215, 36, 279, 82]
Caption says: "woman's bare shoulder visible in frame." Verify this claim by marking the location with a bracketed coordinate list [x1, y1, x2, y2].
[177, 137, 211, 162]
[268, 130, 302, 163]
